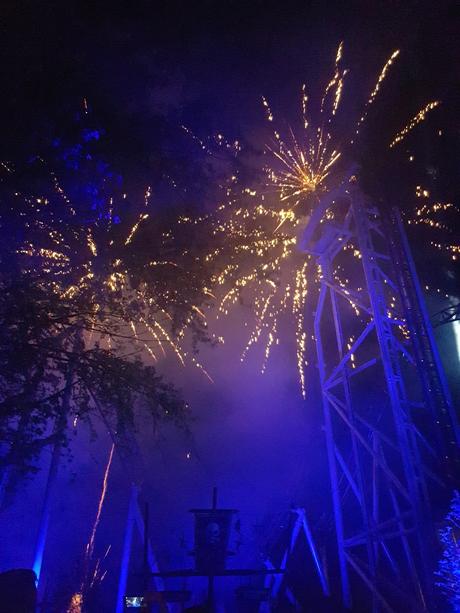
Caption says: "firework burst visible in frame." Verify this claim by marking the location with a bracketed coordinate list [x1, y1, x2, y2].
[200, 43, 443, 396]
[2, 158, 213, 380]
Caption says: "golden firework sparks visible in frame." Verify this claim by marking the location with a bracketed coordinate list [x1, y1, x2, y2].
[8, 168, 211, 381]
[390, 100, 441, 148]
[355, 49, 400, 135]
[198, 42, 439, 397]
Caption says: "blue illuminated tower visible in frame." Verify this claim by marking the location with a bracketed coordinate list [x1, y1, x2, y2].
[301, 179, 459, 611]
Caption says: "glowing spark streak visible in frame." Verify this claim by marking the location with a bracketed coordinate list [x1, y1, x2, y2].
[51, 172, 75, 214]
[87, 229, 97, 256]
[130, 320, 141, 343]
[301, 84, 308, 129]
[181, 124, 210, 152]
[335, 41, 343, 64]
[129, 320, 157, 361]
[241, 292, 275, 359]
[192, 305, 207, 320]
[204, 287, 216, 299]
[149, 261, 179, 268]
[139, 316, 165, 357]
[19, 246, 69, 263]
[261, 319, 278, 373]
[355, 49, 400, 133]
[262, 96, 274, 122]
[85, 443, 115, 562]
[389, 100, 441, 147]
[188, 354, 214, 382]
[90, 545, 111, 588]
[144, 186, 152, 207]
[70, 447, 114, 613]
[367, 49, 400, 106]
[332, 70, 347, 116]
[319, 42, 348, 119]
[142, 342, 158, 362]
[151, 319, 186, 366]
[125, 213, 149, 245]
[293, 262, 308, 397]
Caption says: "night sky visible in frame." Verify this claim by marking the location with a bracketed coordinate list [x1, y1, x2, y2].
[2, 1, 459, 167]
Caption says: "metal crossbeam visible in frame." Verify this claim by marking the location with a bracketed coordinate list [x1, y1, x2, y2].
[432, 303, 460, 327]
[302, 184, 458, 611]
[116, 484, 169, 613]
[263, 508, 329, 611]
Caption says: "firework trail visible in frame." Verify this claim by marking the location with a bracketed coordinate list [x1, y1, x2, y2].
[67, 443, 114, 612]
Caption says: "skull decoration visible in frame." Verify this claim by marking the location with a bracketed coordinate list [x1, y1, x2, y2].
[205, 522, 221, 545]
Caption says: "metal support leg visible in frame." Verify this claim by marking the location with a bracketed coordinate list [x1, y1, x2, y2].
[116, 485, 138, 613]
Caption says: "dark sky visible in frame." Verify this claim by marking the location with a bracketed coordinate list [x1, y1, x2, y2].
[2, 1, 459, 165]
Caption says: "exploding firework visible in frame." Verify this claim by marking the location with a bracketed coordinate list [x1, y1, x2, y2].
[1, 156, 213, 380]
[198, 43, 443, 396]
[3, 43, 445, 397]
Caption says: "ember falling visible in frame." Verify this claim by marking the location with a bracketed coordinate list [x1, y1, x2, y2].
[0, 2, 459, 612]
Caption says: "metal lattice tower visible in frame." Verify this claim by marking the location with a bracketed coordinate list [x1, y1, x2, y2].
[433, 303, 460, 328]
[301, 180, 460, 612]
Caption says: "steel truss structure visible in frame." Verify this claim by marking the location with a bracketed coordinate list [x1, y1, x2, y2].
[301, 181, 460, 611]
[116, 484, 169, 613]
[433, 303, 460, 328]
[263, 507, 329, 610]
